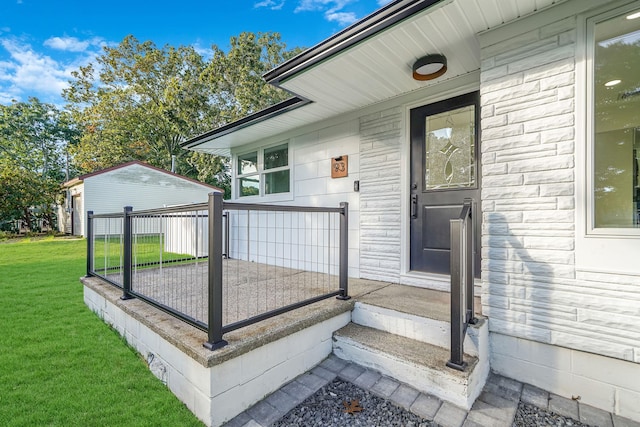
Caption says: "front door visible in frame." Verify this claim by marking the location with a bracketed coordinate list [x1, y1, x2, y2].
[410, 92, 480, 277]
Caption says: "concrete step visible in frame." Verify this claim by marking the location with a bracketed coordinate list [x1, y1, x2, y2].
[333, 323, 489, 410]
[353, 284, 486, 358]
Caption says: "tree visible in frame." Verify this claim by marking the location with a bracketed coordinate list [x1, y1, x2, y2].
[201, 32, 303, 122]
[0, 163, 61, 232]
[64, 36, 213, 173]
[64, 33, 302, 197]
[0, 98, 76, 180]
[0, 98, 77, 230]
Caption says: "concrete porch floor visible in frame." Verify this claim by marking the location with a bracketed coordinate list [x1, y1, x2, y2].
[82, 273, 474, 367]
[82, 275, 390, 366]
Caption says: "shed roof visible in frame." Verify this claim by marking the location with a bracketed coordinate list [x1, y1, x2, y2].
[62, 160, 223, 192]
[182, 0, 565, 155]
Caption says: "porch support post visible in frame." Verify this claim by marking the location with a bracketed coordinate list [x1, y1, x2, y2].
[86, 210, 94, 276]
[121, 206, 134, 300]
[337, 202, 351, 300]
[204, 191, 228, 350]
[447, 215, 466, 371]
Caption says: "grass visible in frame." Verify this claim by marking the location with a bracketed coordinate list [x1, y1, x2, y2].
[93, 234, 199, 272]
[0, 236, 204, 426]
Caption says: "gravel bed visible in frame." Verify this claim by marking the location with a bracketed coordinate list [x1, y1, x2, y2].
[513, 402, 591, 427]
[272, 379, 434, 427]
[271, 378, 594, 427]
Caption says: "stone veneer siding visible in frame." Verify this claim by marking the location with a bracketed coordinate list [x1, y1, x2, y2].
[480, 12, 640, 363]
[480, 5, 640, 418]
[358, 107, 403, 283]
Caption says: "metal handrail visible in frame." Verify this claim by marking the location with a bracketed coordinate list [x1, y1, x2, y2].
[204, 193, 350, 349]
[447, 198, 476, 371]
[87, 193, 350, 352]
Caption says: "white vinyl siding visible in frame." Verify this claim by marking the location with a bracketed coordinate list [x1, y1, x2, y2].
[76, 164, 216, 236]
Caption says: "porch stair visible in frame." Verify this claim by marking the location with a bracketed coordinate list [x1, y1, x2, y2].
[333, 284, 489, 410]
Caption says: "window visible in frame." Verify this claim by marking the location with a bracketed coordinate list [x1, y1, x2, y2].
[236, 143, 290, 198]
[590, 8, 640, 229]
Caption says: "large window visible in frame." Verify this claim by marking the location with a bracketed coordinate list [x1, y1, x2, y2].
[590, 7, 640, 229]
[236, 143, 290, 198]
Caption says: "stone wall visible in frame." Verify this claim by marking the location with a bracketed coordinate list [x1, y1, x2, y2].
[480, 3, 640, 421]
[480, 14, 579, 349]
[358, 107, 403, 283]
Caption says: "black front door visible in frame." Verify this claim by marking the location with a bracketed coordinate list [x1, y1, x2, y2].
[410, 92, 480, 277]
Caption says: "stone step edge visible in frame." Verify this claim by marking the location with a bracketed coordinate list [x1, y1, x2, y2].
[333, 323, 485, 409]
[352, 301, 487, 357]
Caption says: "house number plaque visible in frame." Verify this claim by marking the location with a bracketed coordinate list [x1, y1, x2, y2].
[331, 155, 348, 178]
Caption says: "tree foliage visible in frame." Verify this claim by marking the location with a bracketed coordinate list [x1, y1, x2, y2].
[0, 98, 78, 230]
[0, 163, 62, 231]
[64, 32, 302, 197]
[202, 32, 302, 122]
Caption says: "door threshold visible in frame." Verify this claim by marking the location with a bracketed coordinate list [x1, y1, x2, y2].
[400, 271, 450, 291]
[400, 271, 482, 292]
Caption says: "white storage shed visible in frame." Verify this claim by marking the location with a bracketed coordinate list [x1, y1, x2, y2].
[58, 161, 222, 236]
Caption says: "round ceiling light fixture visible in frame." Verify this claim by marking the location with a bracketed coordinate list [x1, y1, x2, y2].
[412, 54, 447, 81]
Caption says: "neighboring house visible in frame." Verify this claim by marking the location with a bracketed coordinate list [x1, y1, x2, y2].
[182, 0, 640, 420]
[58, 161, 222, 236]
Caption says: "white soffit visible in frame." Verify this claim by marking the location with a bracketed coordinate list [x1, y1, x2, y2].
[191, 0, 563, 153]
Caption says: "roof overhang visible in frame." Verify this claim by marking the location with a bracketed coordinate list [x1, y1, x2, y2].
[181, 97, 310, 152]
[262, 0, 447, 86]
[183, 0, 565, 155]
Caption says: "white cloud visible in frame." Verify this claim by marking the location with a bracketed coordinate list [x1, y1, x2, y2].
[325, 11, 357, 25]
[377, 0, 392, 6]
[254, 0, 285, 10]
[44, 36, 90, 52]
[294, 0, 362, 25]
[295, 0, 353, 13]
[192, 42, 214, 61]
[255, 0, 365, 26]
[0, 37, 105, 105]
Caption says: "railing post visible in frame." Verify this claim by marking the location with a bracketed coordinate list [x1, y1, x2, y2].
[336, 202, 351, 300]
[465, 199, 475, 325]
[447, 216, 466, 371]
[121, 206, 134, 300]
[204, 192, 228, 350]
[86, 211, 94, 276]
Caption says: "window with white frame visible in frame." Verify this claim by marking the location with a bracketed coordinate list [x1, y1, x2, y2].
[589, 6, 640, 230]
[236, 142, 290, 197]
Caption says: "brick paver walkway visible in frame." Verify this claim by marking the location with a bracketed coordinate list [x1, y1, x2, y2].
[224, 355, 640, 427]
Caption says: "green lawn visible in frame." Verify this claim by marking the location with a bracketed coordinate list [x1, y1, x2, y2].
[92, 234, 199, 273]
[0, 236, 204, 427]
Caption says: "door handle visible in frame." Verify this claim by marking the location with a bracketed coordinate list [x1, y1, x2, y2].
[411, 194, 418, 219]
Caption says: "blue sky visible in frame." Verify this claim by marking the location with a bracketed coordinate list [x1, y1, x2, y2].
[0, 0, 390, 106]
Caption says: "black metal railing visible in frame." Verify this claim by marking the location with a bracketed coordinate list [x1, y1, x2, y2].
[447, 198, 476, 371]
[86, 192, 350, 350]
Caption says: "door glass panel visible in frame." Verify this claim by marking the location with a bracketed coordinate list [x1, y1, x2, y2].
[424, 105, 475, 190]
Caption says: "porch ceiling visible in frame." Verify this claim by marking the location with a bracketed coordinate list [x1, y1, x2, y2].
[186, 0, 563, 155]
